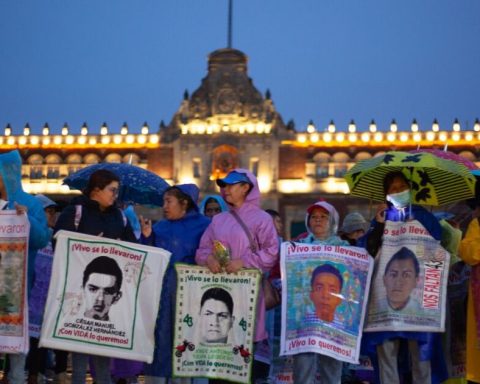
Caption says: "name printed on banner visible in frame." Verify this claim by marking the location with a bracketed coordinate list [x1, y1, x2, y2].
[288, 337, 353, 357]
[422, 260, 443, 309]
[71, 243, 143, 261]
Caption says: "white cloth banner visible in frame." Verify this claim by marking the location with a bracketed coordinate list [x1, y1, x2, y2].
[40, 230, 170, 363]
[0, 211, 30, 354]
[173, 264, 261, 384]
[280, 242, 373, 364]
[364, 220, 450, 332]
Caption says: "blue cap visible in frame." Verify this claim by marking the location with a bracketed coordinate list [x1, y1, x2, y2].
[216, 171, 252, 188]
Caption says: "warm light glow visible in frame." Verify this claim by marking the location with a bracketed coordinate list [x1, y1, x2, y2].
[336, 133, 345, 142]
[255, 123, 265, 134]
[277, 179, 312, 193]
[439, 132, 447, 141]
[4, 127, 11, 136]
[101, 136, 111, 144]
[197, 124, 206, 134]
[426, 132, 435, 141]
[411, 120, 419, 132]
[465, 132, 473, 141]
[432, 119, 440, 132]
[100, 124, 108, 135]
[474, 119, 480, 132]
[387, 133, 396, 141]
[390, 120, 397, 132]
[7, 137, 15, 145]
[149, 135, 159, 144]
[413, 133, 422, 142]
[126, 135, 135, 144]
[348, 133, 357, 142]
[181, 125, 188, 135]
[30, 136, 39, 145]
[141, 124, 149, 135]
[81, 127, 88, 135]
[348, 121, 356, 133]
[246, 124, 255, 134]
[374, 132, 383, 142]
[137, 135, 147, 144]
[323, 178, 350, 194]
[400, 133, 408, 142]
[62, 126, 69, 136]
[65, 135, 74, 145]
[323, 132, 332, 142]
[78, 136, 87, 145]
[89, 137, 97, 145]
[452, 119, 461, 132]
[297, 134, 307, 143]
[53, 136, 62, 145]
[23, 126, 30, 136]
[452, 133, 460, 141]
[42, 137, 51, 145]
[120, 125, 128, 135]
[257, 175, 271, 193]
[265, 124, 272, 134]
[369, 121, 377, 133]
[310, 133, 319, 143]
[328, 121, 336, 133]
[207, 125, 214, 134]
[306, 120, 316, 133]
[19, 137, 27, 145]
[113, 135, 122, 144]
[42, 127, 49, 136]
[361, 133, 370, 142]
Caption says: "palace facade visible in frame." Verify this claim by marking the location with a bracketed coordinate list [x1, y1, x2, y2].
[2, 47, 479, 237]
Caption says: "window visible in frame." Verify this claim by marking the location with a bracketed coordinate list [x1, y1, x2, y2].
[193, 158, 201, 178]
[250, 158, 259, 177]
[313, 152, 330, 179]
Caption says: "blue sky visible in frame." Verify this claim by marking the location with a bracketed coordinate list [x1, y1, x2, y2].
[1, 0, 479, 134]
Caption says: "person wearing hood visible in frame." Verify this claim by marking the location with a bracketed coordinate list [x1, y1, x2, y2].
[358, 170, 447, 384]
[195, 169, 279, 383]
[339, 212, 369, 246]
[0, 150, 50, 384]
[198, 194, 228, 218]
[53, 169, 137, 384]
[293, 200, 349, 384]
[139, 184, 210, 384]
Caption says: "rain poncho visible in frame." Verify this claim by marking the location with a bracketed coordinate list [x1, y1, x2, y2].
[198, 194, 228, 216]
[458, 217, 480, 383]
[142, 184, 210, 378]
[359, 203, 447, 384]
[196, 169, 279, 342]
[0, 150, 50, 293]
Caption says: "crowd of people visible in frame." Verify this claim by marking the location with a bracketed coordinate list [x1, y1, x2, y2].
[0, 148, 479, 384]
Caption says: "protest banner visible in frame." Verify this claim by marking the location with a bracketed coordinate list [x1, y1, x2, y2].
[0, 211, 30, 354]
[40, 230, 170, 363]
[364, 220, 450, 332]
[29, 242, 54, 338]
[173, 264, 260, 384]
[280, 242, 373, 364]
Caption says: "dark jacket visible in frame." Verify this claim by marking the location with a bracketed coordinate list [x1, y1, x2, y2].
[54, 194, 137, 243]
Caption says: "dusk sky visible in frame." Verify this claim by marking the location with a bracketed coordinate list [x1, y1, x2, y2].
[1, 1, 479, 134]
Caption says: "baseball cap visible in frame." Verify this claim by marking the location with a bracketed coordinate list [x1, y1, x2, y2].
[216, 171, 252, 188]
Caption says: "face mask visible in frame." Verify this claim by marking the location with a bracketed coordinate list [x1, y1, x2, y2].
[386, 189, 411, 209]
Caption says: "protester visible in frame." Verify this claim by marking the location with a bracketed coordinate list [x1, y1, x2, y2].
[139, 184, 210, 384]
[359, 170, 447, 384]
[339, 212, 369, 245]
[54, 169, 137, 384]
[458, 199, 480, 383]
[292, 200, 349, 383]
[199, 194, 228, 218]
[0, 150, 50, 384]
[26, 195, 69, 384]
[196, 169, 279, 384]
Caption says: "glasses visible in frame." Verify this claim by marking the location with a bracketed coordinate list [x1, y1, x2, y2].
[106, 186, 119, 196]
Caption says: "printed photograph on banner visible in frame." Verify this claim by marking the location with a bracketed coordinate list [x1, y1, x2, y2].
[173, 264, 261, 384]
[364, 220, 450, 332]
[41, 230, 170, 363]
[280, 242, 373, 364]
[0, 211, 30, 353]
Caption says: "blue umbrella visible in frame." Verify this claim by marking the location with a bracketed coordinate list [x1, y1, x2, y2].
[63, 163, 170, 206]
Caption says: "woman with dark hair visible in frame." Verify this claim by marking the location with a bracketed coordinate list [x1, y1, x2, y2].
[139, 184, 210, 384]
[54, 169, 137, 384]
[195, 169, 279, 383]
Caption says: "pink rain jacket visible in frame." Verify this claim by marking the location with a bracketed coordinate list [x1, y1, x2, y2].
[195, 168, 279, 341]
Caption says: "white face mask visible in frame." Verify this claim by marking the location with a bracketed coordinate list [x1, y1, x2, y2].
[386, 189, 411, 209]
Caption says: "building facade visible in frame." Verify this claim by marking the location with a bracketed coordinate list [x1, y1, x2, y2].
[2, 47, 479, 237]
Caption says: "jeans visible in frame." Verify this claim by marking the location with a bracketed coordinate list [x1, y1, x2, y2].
[71, 352, 111, 384]
[8, 354, 26, 384]
[376, 339, 431, 384]
[293, 352, 342, 384]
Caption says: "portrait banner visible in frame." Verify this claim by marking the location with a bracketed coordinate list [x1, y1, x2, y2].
[173, 264, 261, 384]
[0, 211, 30, 354]
[40, 230, 171, 363]
[364, 220, 450, 332]
[280, 242, 373, 364]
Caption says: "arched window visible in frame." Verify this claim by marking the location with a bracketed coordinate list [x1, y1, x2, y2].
[331, 152, 350, 177]
[105, 153, 122, 163]
[45, 154, 61, 179]
[313, 152, 330, 178]
[123, 153, 140, 164]
[84, 153, 100, 164]
[27, 154, 44, 179]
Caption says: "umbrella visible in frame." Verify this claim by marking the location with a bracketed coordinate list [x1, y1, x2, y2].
[345, 151, 476, 206]
[63, 163, 170, 206]
[410, 148, 478, 170]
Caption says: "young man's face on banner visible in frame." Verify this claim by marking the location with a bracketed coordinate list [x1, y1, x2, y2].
[83, 272, 122, 321]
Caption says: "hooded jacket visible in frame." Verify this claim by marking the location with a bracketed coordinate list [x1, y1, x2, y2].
[198, 194, 228, 216]
[142, 183, 210, 378]
[0, 150, 50, 292]
[196, 168, 279, 341]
